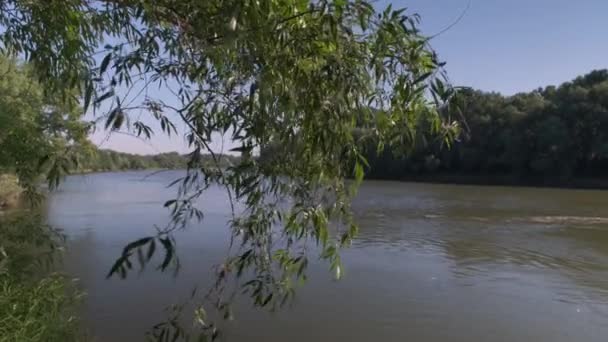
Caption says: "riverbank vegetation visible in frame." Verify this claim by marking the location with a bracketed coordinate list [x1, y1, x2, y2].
[0, 214, 81, 342]
[0, 55, 83, 341]
[0, 55, 89, 193]
[76, 149, 239, 173]
[78, 149, 187, 172]
[363, 70, 608, 187]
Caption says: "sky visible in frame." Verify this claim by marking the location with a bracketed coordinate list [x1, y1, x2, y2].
[394, 0, 608, 94]
[91, 0, 608, 154]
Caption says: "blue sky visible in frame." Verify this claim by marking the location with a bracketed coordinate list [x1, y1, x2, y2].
[93, 0, 608, 154]
[394, 0, 608, 94]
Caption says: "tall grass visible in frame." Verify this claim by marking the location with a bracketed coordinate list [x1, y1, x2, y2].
[0, 275, 80, 342]
[0, 214, 82, 342]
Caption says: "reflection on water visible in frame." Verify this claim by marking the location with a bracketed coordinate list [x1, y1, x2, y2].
[47, 172, 608, 341]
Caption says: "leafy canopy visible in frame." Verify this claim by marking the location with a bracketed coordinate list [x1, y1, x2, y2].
[362, 70, 608, 183]
[1, 0, 458, 339]
[0, 56, 89, 197]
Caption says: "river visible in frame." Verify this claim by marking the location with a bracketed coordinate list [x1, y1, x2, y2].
[46, 171, 608, 341]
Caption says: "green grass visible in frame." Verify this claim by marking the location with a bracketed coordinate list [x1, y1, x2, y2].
[0, 214, 82, 342]
[0, 275, 80, 342]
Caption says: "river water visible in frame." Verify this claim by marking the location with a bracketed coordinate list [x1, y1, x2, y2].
[46, 171, 608, 341]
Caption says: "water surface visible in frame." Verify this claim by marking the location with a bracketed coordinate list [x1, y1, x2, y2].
[47, 171, 608, 341]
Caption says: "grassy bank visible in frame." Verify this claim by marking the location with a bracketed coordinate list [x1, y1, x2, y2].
[0, 214, 82, 342]
[0, 175, 21, 209]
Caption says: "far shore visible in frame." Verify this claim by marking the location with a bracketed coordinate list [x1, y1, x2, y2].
[375, 173, 608, 191]
[69, 169, 608, 191]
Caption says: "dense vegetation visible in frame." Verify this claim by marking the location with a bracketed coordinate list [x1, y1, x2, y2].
[364, 70, 608, 186]
[0, 214, 81, 342]
[0, 56, 89, 194]
[0, 55, 83, 341]
[79, 149, 186, 172]
[77, 149, 239, 173]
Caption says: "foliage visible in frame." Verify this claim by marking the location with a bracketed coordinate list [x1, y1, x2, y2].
[0, 275, 79, 342]
[0, 174, 21, 208]
[0, 1, 458, 339]
[0, 56, 89, 195]
[78, 149, 185, 172]
[0, 55, 84, 339]
[0, 215, 81, 342]
[364, 70, 608, 185]
[75, 148, 238, 172]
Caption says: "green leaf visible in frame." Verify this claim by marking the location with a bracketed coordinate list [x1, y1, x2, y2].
[83, 82, 93, 112]
[335, 264, 342, 279]
[229, 145, 253, 153]
[354, 161, 364, 184]
[262, 293, 273, 307]
[107, 255, 129, 278]
[146, 239, 156, 261]
[104, 108, 124, 130]
[158, 237, 174, 271]
[95, 90, 114, 105]
[414, 72, 433, 85]
[122, 237, 153, 256]
[100, 52, 112, 74]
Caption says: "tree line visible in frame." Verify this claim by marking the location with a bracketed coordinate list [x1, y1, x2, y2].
[363, 70, 608, 186]
[77, 149, 187, 172]
[77, 148, 239, 173]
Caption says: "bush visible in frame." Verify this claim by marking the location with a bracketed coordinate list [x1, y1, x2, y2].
[0, 275, 80, 342]
[0, 214, 82, 342]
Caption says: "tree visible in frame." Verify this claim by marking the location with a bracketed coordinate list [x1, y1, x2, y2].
[0, 56, 89, 197]
[359, 69, 608, 186]
[0, 1, 457, 339]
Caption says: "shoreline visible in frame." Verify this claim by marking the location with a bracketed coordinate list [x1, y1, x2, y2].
[69, 169, 608, 191]
[372, 173, 608, 191]
[68, 167, 178, 177]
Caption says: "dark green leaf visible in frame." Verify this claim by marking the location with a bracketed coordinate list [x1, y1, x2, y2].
[95, 90, 114, 105]
[100, 53, 112, 74]
[122, 237, 153, 256]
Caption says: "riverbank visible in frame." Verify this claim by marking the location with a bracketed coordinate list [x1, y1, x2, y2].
[0, 213, 82, 342]
[73, 169, 608, 191]
[72, 167, 172, 174]
[386, 173, 608, 190]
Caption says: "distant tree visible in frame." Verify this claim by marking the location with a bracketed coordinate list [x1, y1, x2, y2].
[362, 69, 608, 185]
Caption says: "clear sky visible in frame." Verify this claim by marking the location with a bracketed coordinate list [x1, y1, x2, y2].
[392, 0, 608, 94]
[92, 0, 608, 154]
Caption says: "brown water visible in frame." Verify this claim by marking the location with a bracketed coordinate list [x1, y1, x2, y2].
[47, 171, 608, 341]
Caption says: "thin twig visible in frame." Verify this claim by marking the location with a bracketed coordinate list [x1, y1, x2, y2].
[427, 0, 471, 40]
